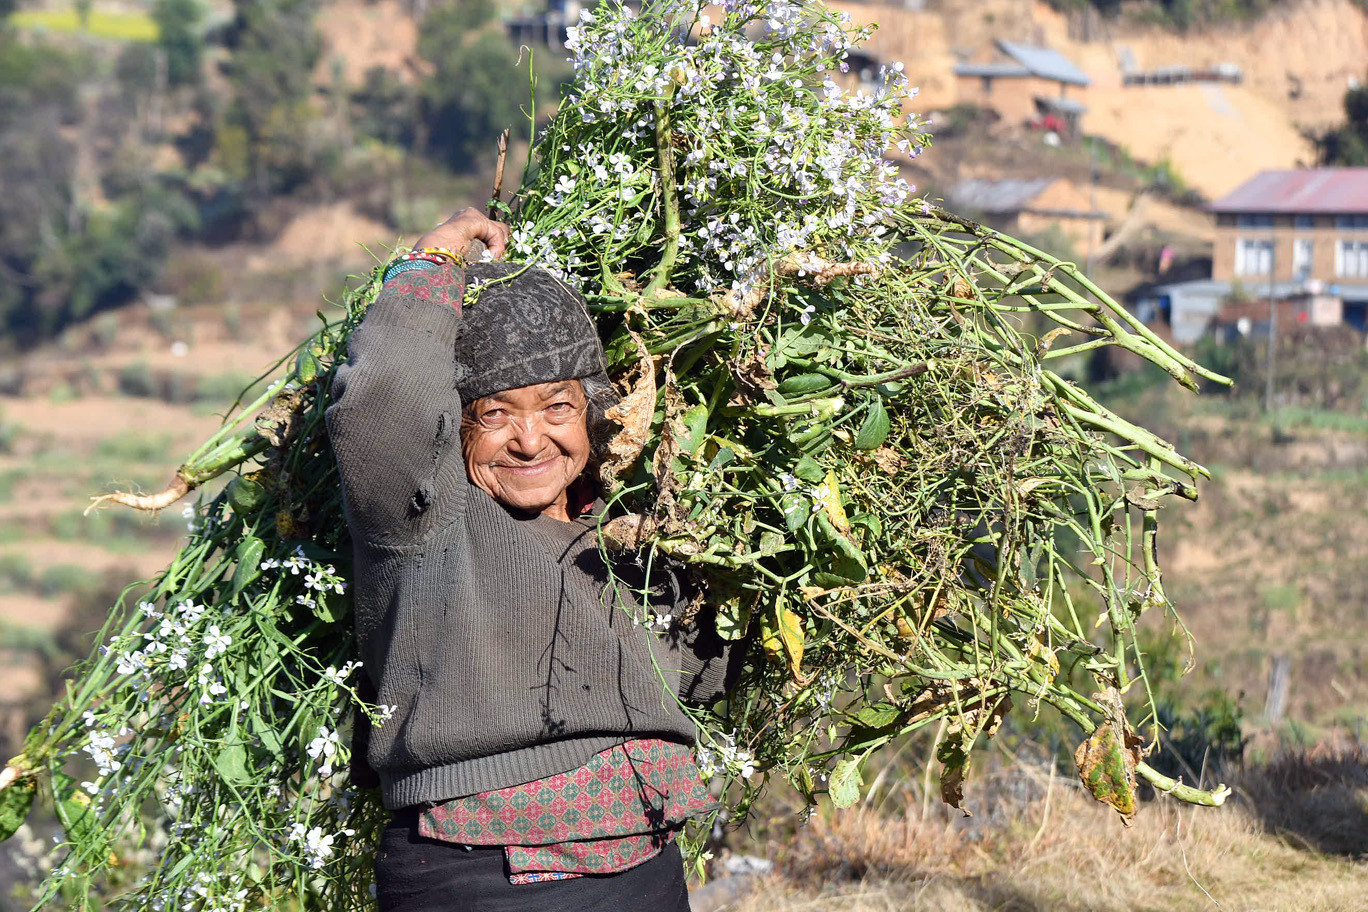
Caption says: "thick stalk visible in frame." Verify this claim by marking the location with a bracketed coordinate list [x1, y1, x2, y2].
[644, 95, 681, 297]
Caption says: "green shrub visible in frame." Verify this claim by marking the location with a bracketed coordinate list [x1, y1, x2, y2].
[36, 563, 101, 599]
[95, 431, 176, 463]
[118, 362, 157, 398]
[0, 552, 34, 591]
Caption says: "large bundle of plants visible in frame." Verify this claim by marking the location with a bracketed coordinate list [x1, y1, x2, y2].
[0, 0, 1230, 908]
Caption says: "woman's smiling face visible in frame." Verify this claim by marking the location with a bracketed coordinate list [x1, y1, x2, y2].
[461, 380, 590, 522]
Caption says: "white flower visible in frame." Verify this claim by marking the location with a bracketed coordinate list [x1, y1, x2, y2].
[307, 726, 342, 777]
[176, 600, 205, 624]
[83, 731, 122, 774]
[203, 626, 232, 659]
[116, 650, 148, 676]
[288, 824, 339, 869]
[137, 601, 161, 618]
[323, 661, 361, 686]
[259, 558, 280, 571]
[799, 304, 817, 325]
[779, 473, 799, 492]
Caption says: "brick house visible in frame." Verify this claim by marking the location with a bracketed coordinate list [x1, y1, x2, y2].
[945, 177, 1108, 254]
[954, 40, 1090, 134]
[1211, 169, 1368, 291]
[1135, 169, 1368, 342]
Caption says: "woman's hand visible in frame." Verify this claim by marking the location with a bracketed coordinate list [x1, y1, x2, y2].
[414, 207, 512, 260]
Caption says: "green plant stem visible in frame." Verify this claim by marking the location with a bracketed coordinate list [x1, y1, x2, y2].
[645, 95, 681, 297]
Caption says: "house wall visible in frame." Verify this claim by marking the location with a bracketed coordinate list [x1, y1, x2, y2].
[955, 74, 1074, 124]
[1017, 178, 1108, 255]
[1018, 211, 1104, 254]
[1213, 213, 1364, 284]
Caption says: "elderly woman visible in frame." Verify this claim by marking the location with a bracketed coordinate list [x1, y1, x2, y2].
[326, 210, 734, 912]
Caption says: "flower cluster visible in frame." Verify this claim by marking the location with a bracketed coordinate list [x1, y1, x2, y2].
[695, 730, 756, 780]
[287, 820, 355, 870]
[261, 545, 348, 614]
[306, 726, 344, 779]
[512, 0, 926, 311]
[104, 597, 234, 707]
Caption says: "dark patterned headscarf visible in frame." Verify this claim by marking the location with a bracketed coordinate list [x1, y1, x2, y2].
[452, 263, 608, 401]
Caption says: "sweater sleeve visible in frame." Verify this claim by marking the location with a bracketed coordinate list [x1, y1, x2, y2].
[676, 603, 745, 705]
[325, 264, 470, 546]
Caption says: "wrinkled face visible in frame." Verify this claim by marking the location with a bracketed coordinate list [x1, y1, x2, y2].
[462, 380, 590, 522]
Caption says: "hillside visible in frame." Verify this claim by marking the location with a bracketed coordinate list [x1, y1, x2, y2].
[1, 0, 1365, 903]
[832, 0, 1368, 198]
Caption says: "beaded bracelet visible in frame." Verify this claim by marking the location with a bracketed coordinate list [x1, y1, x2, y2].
[381, 258, 443, 284]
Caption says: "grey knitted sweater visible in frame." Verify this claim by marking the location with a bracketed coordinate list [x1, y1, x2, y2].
[325, 266, 733, 810]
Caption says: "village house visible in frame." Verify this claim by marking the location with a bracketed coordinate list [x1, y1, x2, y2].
[953, 40, 1090, 135]
[945, 176, 1108, 256]
[1135, 169, 1368, 343]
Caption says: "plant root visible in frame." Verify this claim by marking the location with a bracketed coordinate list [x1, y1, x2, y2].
[86, 474, 191, 515]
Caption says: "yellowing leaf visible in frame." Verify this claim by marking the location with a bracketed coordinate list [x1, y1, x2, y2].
[761, 605, 805, 679]
[829, 757, 863, 808]
[1074, 721, 1143, 823]
[817, 470, 851, 537]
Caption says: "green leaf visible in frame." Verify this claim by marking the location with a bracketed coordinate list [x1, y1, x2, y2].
[850, 513, 882, 539]
[295, 346, 322, 384]
[789, 765, 816, 802]
[680, 404, 709, 455]
[311, 594, 337, 624]
[757, 530, 785, 556]
[814, 512, 867, 582]
[53, 773, 108, 861]
[707, 446, 736, 471]
[0, 776, 36, 842]
[227, 476, 267, 516]
[776, 372, 834, 397]
[793, 455, 825, 484]
[779, 492, 810, 533]
[715, 593, 752, 641]
[231, 537, 266, 598]
[852, 702, 900, 729]
[829, 757, 863, 808]
[213, 744, 252, 785]
[853, 396, 890, 450]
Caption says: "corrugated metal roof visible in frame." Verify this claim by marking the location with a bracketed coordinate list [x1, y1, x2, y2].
[1209, 169, 1368, 214]
[947, 178, 1056, 215]
[996, 40, 1090, 86]
[953, 62, 1030, 79]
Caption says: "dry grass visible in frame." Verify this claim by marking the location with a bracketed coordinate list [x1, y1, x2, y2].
[718, 750, 1368, 912]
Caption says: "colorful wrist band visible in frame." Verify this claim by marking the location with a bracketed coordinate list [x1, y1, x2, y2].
[381, 258, 443, 284]
[412, 246, 463, 264]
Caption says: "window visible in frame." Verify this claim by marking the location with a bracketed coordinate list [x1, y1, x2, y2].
[1337, 240, 1368, 278]
[1335, 215, 1368, 230]
[1293, 214, 1316, 229]
[1236, 214, 1274, 228]
[1236, 238, 1273, 276]
[1292, 238, 1313, 278]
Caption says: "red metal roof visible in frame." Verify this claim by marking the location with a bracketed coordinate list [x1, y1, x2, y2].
[1209, 168, 1368, 214]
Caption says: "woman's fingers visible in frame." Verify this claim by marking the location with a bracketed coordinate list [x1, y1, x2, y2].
[415, 208, 512, 260]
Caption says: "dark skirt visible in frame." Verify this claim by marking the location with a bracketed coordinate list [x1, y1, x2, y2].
[375, 811, 694, 912]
